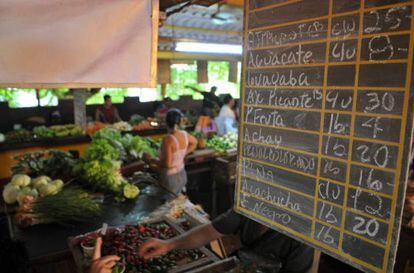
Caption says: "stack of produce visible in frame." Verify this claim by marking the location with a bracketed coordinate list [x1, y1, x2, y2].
[33, 124, 84, 138]
[2, 174, 63, 205]
[86, 122, 108, 136]
[33, 126, 54, 138]
[129, 114, 145, 126]
[206, 133, 238, 153]
[111, 121, 132, 132]
[132, 120, 152, 131]
[75, 128, 143, 200]
[99, 222, 205, 273]
[5, 129, 33, 143]
[91, 128, 158, 163]
[11, 150, 77, 178]
[15, 187, 102, 227]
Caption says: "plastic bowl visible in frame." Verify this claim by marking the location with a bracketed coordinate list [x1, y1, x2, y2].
[80, 240, 96, 258]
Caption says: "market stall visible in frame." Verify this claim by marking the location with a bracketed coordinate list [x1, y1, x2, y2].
[0, 118, 239, 273]
[2, 0, 413, 273]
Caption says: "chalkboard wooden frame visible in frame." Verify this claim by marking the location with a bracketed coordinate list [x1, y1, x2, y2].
[234, 1, 414, 273]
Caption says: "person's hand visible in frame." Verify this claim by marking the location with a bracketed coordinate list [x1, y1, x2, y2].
[89, 237, 120, 273]
[138, 238, 174, 260]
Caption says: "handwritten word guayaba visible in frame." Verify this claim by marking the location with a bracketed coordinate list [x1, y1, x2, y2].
[247, 70, 310, 87]
[248, 20, 325, 49]
[248, 44, 313, 68]
[242, 179, 301, 212]
[245, 107, 285, 127]
[243, 144, 316, 173]
[244, 127, 282, 146]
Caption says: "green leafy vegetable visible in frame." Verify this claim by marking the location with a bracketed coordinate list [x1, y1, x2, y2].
[84, 139, 120, 161]
[12, 150, 77, 178]
[206, 133, 238, 153]
[129, 114, 145, 125]
[121, 134, 157, 161]
[76, 159, 139, 200]
[33, 126, 55, 138]
[19, 187, 102, 226]
[92, 128, 122, 142]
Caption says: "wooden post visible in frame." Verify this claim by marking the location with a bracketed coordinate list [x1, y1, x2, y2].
[161, 83, 167, 98]
[35, 89, 40, 107]
[197, 60, 208, 83]
[229, 61, 238, 83]
[73, 89, 87, 126]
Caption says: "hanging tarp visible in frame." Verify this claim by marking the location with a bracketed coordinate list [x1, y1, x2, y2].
[0, 0, 158, 88]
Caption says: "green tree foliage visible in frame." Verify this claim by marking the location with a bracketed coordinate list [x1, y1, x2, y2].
[86, 88, 128, 105]
[0, 61, 240, 107]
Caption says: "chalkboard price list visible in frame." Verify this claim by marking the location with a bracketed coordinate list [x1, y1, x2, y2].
[236, 1, 414, 273]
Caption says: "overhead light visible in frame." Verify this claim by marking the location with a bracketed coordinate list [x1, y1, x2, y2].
[175, 42, 242, 55]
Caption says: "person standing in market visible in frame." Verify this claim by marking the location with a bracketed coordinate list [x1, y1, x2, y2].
[139, 208, 314, 273]
[215, 94, 238, 136]
[95, 95, 122, 124]
[186, 85, 221, 117]
[144, 108, 198, 195]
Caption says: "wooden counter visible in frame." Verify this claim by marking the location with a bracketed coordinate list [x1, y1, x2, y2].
[0, 128, 169, 180]
[3, 182, 175, 263]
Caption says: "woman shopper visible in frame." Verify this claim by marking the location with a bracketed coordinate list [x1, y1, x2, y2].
[215, 94, 237, 136]
[144, 109, 197, 195]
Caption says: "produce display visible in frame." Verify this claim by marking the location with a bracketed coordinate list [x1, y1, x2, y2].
[99, 222, 205, 273]
[91, 128, 157, 163]
[129, 114, 145, 126]
[121, 134, 158, 160]
[86, 122, 108, 136]
[33, 126, 54, 138]
[2, 174, 63, 205]
[15, 187, 102, 227]
[84, 139, 120, 161]
[11, 150, 77, 178]
[75, 128, 143, 200]
[132, 120, 152, 131]
[77, 159, 128, 194]
[111, 121, 133, 132]
[5, 129, 33, 143]
[206, 133, 238, 153]
[33, 124, 84, 138]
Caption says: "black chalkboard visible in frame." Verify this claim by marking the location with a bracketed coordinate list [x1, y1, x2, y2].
[235, 1, 414, 273]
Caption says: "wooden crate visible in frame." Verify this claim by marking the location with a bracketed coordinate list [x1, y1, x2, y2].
[68, 217, 219, 273]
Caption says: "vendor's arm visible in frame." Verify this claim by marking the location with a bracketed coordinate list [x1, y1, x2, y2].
[139, 223, 222, 260]
[139, 209, 242, 260]
[185, 85, 204, 94]
[186, 132, 198, 155]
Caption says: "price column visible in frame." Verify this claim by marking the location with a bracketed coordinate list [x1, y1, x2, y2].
[343, 1, 413, 271]
[313, 1, 361, 252]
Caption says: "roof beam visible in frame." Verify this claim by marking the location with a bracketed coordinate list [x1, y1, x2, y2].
[158, 50, 242, 61]
[161, 24, 241, 36]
